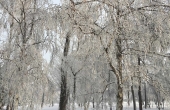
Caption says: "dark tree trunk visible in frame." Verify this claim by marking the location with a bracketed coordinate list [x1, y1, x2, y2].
[41, 92, 44, 108]
[138, 56, 143, 110]
[93, 98, 95, 108]
[131, 77, 136, 110]
[73, 76, 76, 100]
[144, 82, 147, 109]
[59, 72, 68, 110]
[6, 104, 10, 110]
[59, 32, 70, 110]
[157, 91, 161, 110]
[138, 85, 142, 110]
[72, 75, 76, 110]
[110, 106, 112, 110]
[128, 90, 130, 106]
[102, 95, 104, 109]
[116, 38, 123, 110]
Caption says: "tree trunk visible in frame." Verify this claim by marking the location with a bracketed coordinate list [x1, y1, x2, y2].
[103, 19, 123, 110]
[108, 72, 112, 110]
[138, 85, 142, 110]
[162, 98, 165, 109]
[93, 98, 95, 108]
[106, 38, 123, 110]
[138, 56, 143, 110]
[6, 104, 10, 110]
[157, 91, 161, 110]
[128, 90, 130, 106]
[59, 74, 68, 110]
[12, 90, 19, 109]
[0, 66, 4, 110]
[41, 92, 45, 108]
[116, 84, 123, 110]
[116, 38, 123, 110]
[59, 32, 70, 110]
[144, 82, 147, 109]
[131, 83, 136, 110]
[72, 76, 76, 110]
[102, 95, 104, 109]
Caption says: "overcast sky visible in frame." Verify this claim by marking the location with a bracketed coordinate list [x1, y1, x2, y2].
[51, 0, 61, 5]
[43, 0, 61, 63]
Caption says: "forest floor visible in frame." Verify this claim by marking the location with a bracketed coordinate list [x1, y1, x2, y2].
[3, 102, 169, 110]
[42, 102, 170, 110]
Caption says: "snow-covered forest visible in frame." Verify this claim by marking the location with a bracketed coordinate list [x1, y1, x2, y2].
[0, 0, 170, 110]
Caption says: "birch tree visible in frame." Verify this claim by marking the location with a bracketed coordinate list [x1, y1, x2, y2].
[67, 1, 170, 110]
[0, 0, 51, 109]
[0, 0, 169, 110]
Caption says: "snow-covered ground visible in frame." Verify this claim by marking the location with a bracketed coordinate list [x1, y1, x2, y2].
[41, 102, 170, 110]
[2, 102, 169, 110]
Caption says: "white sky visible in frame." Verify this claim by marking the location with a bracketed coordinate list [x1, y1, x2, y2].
[51, 0, 61, 5]
[43, 0, 61, 63]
